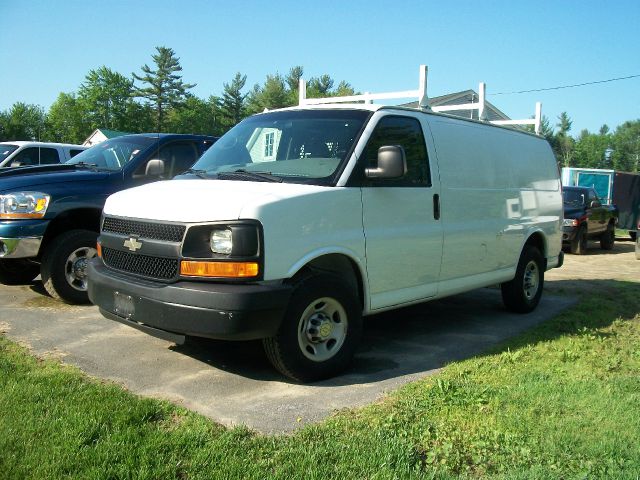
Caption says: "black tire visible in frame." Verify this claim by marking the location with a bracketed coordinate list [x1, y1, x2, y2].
[40, 229, 98, 304]
[263, 274, 362, 382]
[600, 222, 615, 250]
[0, 259, 40, 285]
[501, 246, 544, 314]
[569, 226, 587, 255]
[630, 231, 637, 242]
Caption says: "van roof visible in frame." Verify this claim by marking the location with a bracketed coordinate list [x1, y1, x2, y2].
[260, 103, 543, 139]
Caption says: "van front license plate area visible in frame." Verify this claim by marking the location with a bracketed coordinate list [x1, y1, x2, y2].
[113, 291, 135, 319]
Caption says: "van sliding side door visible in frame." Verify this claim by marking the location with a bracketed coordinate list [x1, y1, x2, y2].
[358, 114, 443, 311]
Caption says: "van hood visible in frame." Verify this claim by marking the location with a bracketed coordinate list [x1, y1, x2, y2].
[103, 179, 329, 222]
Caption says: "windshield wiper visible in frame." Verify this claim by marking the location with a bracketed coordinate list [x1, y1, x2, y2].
[72, 162, 100, 170]
[185, 168, 210, 179]
[217, 169, 283, 183]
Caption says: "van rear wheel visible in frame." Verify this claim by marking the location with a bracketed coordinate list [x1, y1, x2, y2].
[263, 274, 362, 382]
[501, 246, 544, 314]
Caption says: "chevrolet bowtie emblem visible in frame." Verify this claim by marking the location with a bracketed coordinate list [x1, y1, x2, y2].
[123, 237, 142, 252]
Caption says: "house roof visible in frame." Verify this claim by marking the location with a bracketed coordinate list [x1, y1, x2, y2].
[402, 90, 511, 122]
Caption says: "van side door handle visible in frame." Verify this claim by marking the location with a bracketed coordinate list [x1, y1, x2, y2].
[433, 194, 440, 220]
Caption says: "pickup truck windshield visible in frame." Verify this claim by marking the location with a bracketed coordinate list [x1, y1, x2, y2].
[66, 136, 156, 171]
[190, 110, 369, 184]
[0, 144, 18, 158]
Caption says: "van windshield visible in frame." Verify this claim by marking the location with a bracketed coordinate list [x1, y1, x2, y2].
[188, 110, 369, 185]
[66, 136, 155, 171]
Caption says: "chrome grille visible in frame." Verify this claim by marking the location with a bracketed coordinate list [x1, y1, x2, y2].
[102, 247, 179, 280]
[102, 217, 185, 242]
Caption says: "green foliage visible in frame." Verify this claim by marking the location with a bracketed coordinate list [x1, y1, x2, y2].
[611, 120, 640, 172]
[165, 96, 223, 136]
[79, 66, 138, 131]
[42, 92, 90, 144]
[0, 102, 46, 141]
[133, 46, 196, 131]
[219, 72, 248, 130]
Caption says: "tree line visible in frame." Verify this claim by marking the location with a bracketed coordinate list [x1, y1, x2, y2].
[532, 112, 639, 173]
[0, 46, 356, 145]
[1, 46, 638, 173]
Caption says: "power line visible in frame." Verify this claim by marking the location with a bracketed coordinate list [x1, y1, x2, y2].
[490, 74, 640, 95]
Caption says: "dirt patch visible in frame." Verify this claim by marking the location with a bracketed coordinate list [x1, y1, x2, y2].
[546, 239, 639, 295]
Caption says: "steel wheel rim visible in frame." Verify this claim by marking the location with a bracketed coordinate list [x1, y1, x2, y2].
[297, 296, 348, 362]
[523, 260, 539, 300]
[65, 246, 97, 291]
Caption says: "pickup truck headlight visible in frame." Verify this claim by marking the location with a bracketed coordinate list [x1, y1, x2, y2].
[0, 192, 50, 219]
[210, 228, 233, 254]
[563, 218, 579, 227]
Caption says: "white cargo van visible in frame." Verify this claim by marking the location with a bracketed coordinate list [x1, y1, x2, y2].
[0, 141, 87, 168]
[88, 77, 563, 382]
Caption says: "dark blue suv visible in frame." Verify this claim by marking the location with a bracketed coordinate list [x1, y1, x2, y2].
[0, 133, 216, 303]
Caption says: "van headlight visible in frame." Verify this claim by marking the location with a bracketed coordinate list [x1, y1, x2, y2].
[210, 228, 233, 254]
[0, 192, 50, 219]
[563, 218, 579, 227]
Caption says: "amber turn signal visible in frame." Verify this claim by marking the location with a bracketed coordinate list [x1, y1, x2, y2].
[180, 261, 259, 278]
[96, 242, 102, 258]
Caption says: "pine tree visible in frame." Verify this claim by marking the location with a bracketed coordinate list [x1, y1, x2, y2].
[133, 46, 195, 131]
[220, 73, 247, 129]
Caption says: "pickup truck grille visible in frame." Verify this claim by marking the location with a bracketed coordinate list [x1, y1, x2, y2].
[102, 247, 179, 280]
[102, 217, 185, 243]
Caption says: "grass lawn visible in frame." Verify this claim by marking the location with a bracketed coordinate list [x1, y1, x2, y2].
[1, 280, 639, 479]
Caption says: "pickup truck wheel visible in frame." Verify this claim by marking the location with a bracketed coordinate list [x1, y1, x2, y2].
[41, 230, 98, 304]
[0, 259, 40, 285]
[501, 246, 544, 314]
[263, 275, 362, 382]
[600, 223, 615, 250]
[569, 226, 587, 255]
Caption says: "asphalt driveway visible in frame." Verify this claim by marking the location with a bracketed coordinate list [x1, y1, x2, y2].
[0, 277, 577, 433]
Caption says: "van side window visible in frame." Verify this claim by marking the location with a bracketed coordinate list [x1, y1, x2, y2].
[69, 149, 84, 158]
[362, 116, 430, 187]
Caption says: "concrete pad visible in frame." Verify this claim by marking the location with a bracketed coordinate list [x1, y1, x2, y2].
[0, 281, 575, 433]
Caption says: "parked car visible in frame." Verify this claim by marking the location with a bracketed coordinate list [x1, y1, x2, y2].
[0, 133, 217, 303]
[88, 103, 563, 382]
[0, 141, 87, 168]
[562, 186, 618, 254]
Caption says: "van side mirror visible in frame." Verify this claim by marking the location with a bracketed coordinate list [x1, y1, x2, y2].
[145, 159, 165, 177]
[590, 200, 601, 208]
[365, 145, 407, 179]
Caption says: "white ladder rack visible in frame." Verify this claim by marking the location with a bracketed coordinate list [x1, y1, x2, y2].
[298, 65, 542, 135]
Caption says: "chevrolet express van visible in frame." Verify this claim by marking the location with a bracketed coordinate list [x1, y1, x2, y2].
[88, 104, 563, 381]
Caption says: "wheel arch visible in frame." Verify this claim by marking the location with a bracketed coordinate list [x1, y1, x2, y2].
[287, 251, 367, 311]
[39, 208, 102, 258]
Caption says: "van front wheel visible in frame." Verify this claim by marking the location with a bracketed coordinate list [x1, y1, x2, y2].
[263, 274, 362, 382]
[501, 246, 544, 314]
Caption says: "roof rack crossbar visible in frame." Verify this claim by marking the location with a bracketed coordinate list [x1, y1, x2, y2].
[298, 65, 543, 135]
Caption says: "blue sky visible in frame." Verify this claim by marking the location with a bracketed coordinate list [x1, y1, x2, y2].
[1, 0, 638, 135]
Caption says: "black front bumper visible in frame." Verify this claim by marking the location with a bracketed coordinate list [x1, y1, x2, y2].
[88, 259, 292, 342]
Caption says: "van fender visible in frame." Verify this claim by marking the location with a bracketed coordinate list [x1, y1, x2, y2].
[285, 246, 370, 309]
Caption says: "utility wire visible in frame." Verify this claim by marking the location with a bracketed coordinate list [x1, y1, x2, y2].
[489, 74, 640, 95]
